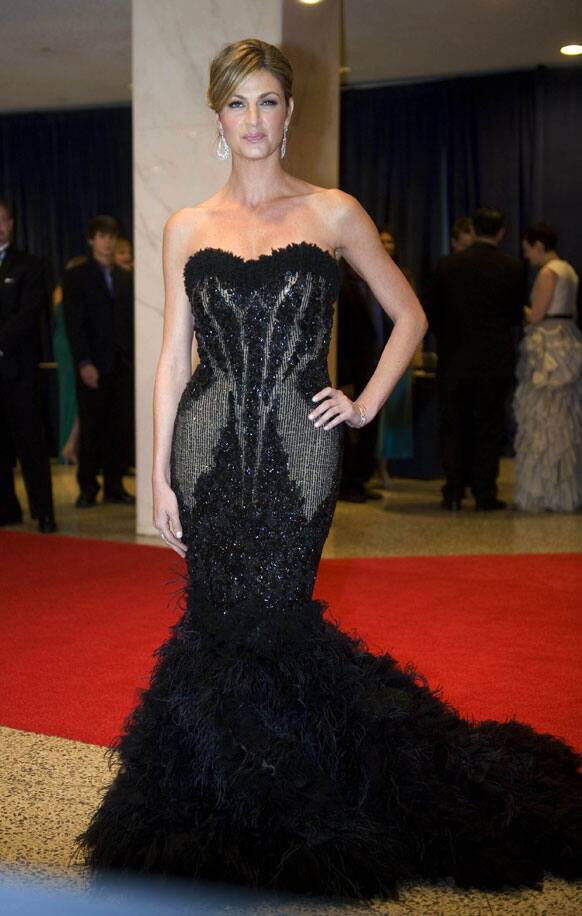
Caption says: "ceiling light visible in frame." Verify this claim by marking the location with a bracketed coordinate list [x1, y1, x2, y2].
[298, 0, 324, 5]
[560, 44, 582, 56]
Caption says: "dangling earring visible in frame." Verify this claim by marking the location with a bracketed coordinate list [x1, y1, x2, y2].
[216, 124, 230, 160]
[280, 124, 288, 159]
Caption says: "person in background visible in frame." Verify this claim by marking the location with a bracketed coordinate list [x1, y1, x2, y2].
[514, 223, 581, 511]
[375, 227, 421, 488]
[449, 216, 476, 486]
[114, 237, 134, 272]
[52, 255, 87, 463]
[114, 236, 136, 472]
[0, 197, 56, 532]
[430, 207, 524, 511]
[450, 216, 475, 253]
[63, 215, 135, 508]
[336, 258, 384, 502]
[114, 236, 135, 472]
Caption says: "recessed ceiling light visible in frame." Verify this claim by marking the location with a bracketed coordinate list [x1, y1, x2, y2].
[298, 0, 324, 5]
[560, 44, 582, 56]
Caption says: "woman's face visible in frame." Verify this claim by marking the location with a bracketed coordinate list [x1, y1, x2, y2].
[379, 231, 396, 257]
[115, 241, 133, 270]
[522, 239, 544, 266]
[219, 68, 292, 161]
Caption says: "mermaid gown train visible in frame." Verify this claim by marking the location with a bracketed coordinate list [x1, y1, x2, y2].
[78, 243, 581, 898]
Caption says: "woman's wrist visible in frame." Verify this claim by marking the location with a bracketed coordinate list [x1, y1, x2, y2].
[152, 467, 171, 488]
[346, 400, 369, 429]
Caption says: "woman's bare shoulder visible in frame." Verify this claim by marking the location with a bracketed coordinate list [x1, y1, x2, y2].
[164, 197, 222, 250]
[294, 184, 360, 221]
[286, 177, 355, 207]
[302, 187, 367, 246]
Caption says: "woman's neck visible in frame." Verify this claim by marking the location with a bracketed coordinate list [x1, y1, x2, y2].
[222, 155, 290, 209]
[540, 250, 559, 266]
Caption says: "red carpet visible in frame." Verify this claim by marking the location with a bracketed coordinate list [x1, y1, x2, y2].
[1, 531, 580, 750]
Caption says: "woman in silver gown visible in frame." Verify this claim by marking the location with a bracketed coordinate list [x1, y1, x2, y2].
[77, 41, 582, 899]
[515, 224, 582, 511]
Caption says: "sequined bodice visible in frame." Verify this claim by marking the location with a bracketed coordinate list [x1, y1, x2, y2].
[182, 242, 340, 386]
[171, 242, 343, 611]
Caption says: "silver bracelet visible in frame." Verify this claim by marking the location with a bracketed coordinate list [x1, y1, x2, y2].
[348, 401, 368, 428]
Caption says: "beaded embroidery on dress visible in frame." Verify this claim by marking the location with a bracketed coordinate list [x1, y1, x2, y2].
[77, 242, 582, 899]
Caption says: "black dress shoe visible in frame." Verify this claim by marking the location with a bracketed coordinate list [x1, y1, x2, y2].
[103, 489, 136, 505]
[441, 497, 463, 511]
[38, 514, 57, 533]
[76, 490, 98, 508]
[364, 487, 382, 501]
[475, 498, 507, 511]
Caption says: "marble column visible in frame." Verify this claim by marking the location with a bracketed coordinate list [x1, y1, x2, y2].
[133, 0, 339, 536]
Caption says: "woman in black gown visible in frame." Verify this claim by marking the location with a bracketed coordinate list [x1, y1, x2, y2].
[77, 39, 582, 899]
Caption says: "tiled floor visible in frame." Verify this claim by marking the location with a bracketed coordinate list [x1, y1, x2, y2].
[1, 461, 581, 913]
[6, 459, 582, 557]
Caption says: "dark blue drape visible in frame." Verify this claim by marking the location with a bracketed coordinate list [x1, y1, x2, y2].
[341, 66, 582, 298]
[0, 105, 132, 286]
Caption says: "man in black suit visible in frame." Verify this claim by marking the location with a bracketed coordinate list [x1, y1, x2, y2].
[63, 215, 135, 508]
[0, 198, 56, 532]
[430, 208, 524, 511]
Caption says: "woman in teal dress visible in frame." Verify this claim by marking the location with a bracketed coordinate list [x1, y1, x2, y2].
[375, 228, 420, 484]
[52, 256, 86, 462]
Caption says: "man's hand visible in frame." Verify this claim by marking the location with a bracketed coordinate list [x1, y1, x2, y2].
[80, 363, 99, 388]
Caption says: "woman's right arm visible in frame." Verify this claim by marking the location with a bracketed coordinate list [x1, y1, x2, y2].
[152, 211, 196, 556]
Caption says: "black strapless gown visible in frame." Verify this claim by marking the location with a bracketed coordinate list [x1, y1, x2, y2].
[78, 243, 581, 899]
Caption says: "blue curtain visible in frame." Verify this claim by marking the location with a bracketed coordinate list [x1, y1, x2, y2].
[341, 79, 448, 297]
[340, 65, 582, 298]
[0, 105, 132, 286]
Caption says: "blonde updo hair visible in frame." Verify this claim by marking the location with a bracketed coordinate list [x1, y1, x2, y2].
[208, 38, 293, 113]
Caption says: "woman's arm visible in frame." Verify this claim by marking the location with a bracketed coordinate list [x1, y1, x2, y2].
[152, 211, 196, 554]
[309, 191, 427, 431]
[525, 267, 558, 324]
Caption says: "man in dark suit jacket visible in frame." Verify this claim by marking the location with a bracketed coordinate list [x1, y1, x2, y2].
[430, 208, 524, 510]
[63, 215, 134, 508]
[0, 198, 56, 532]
